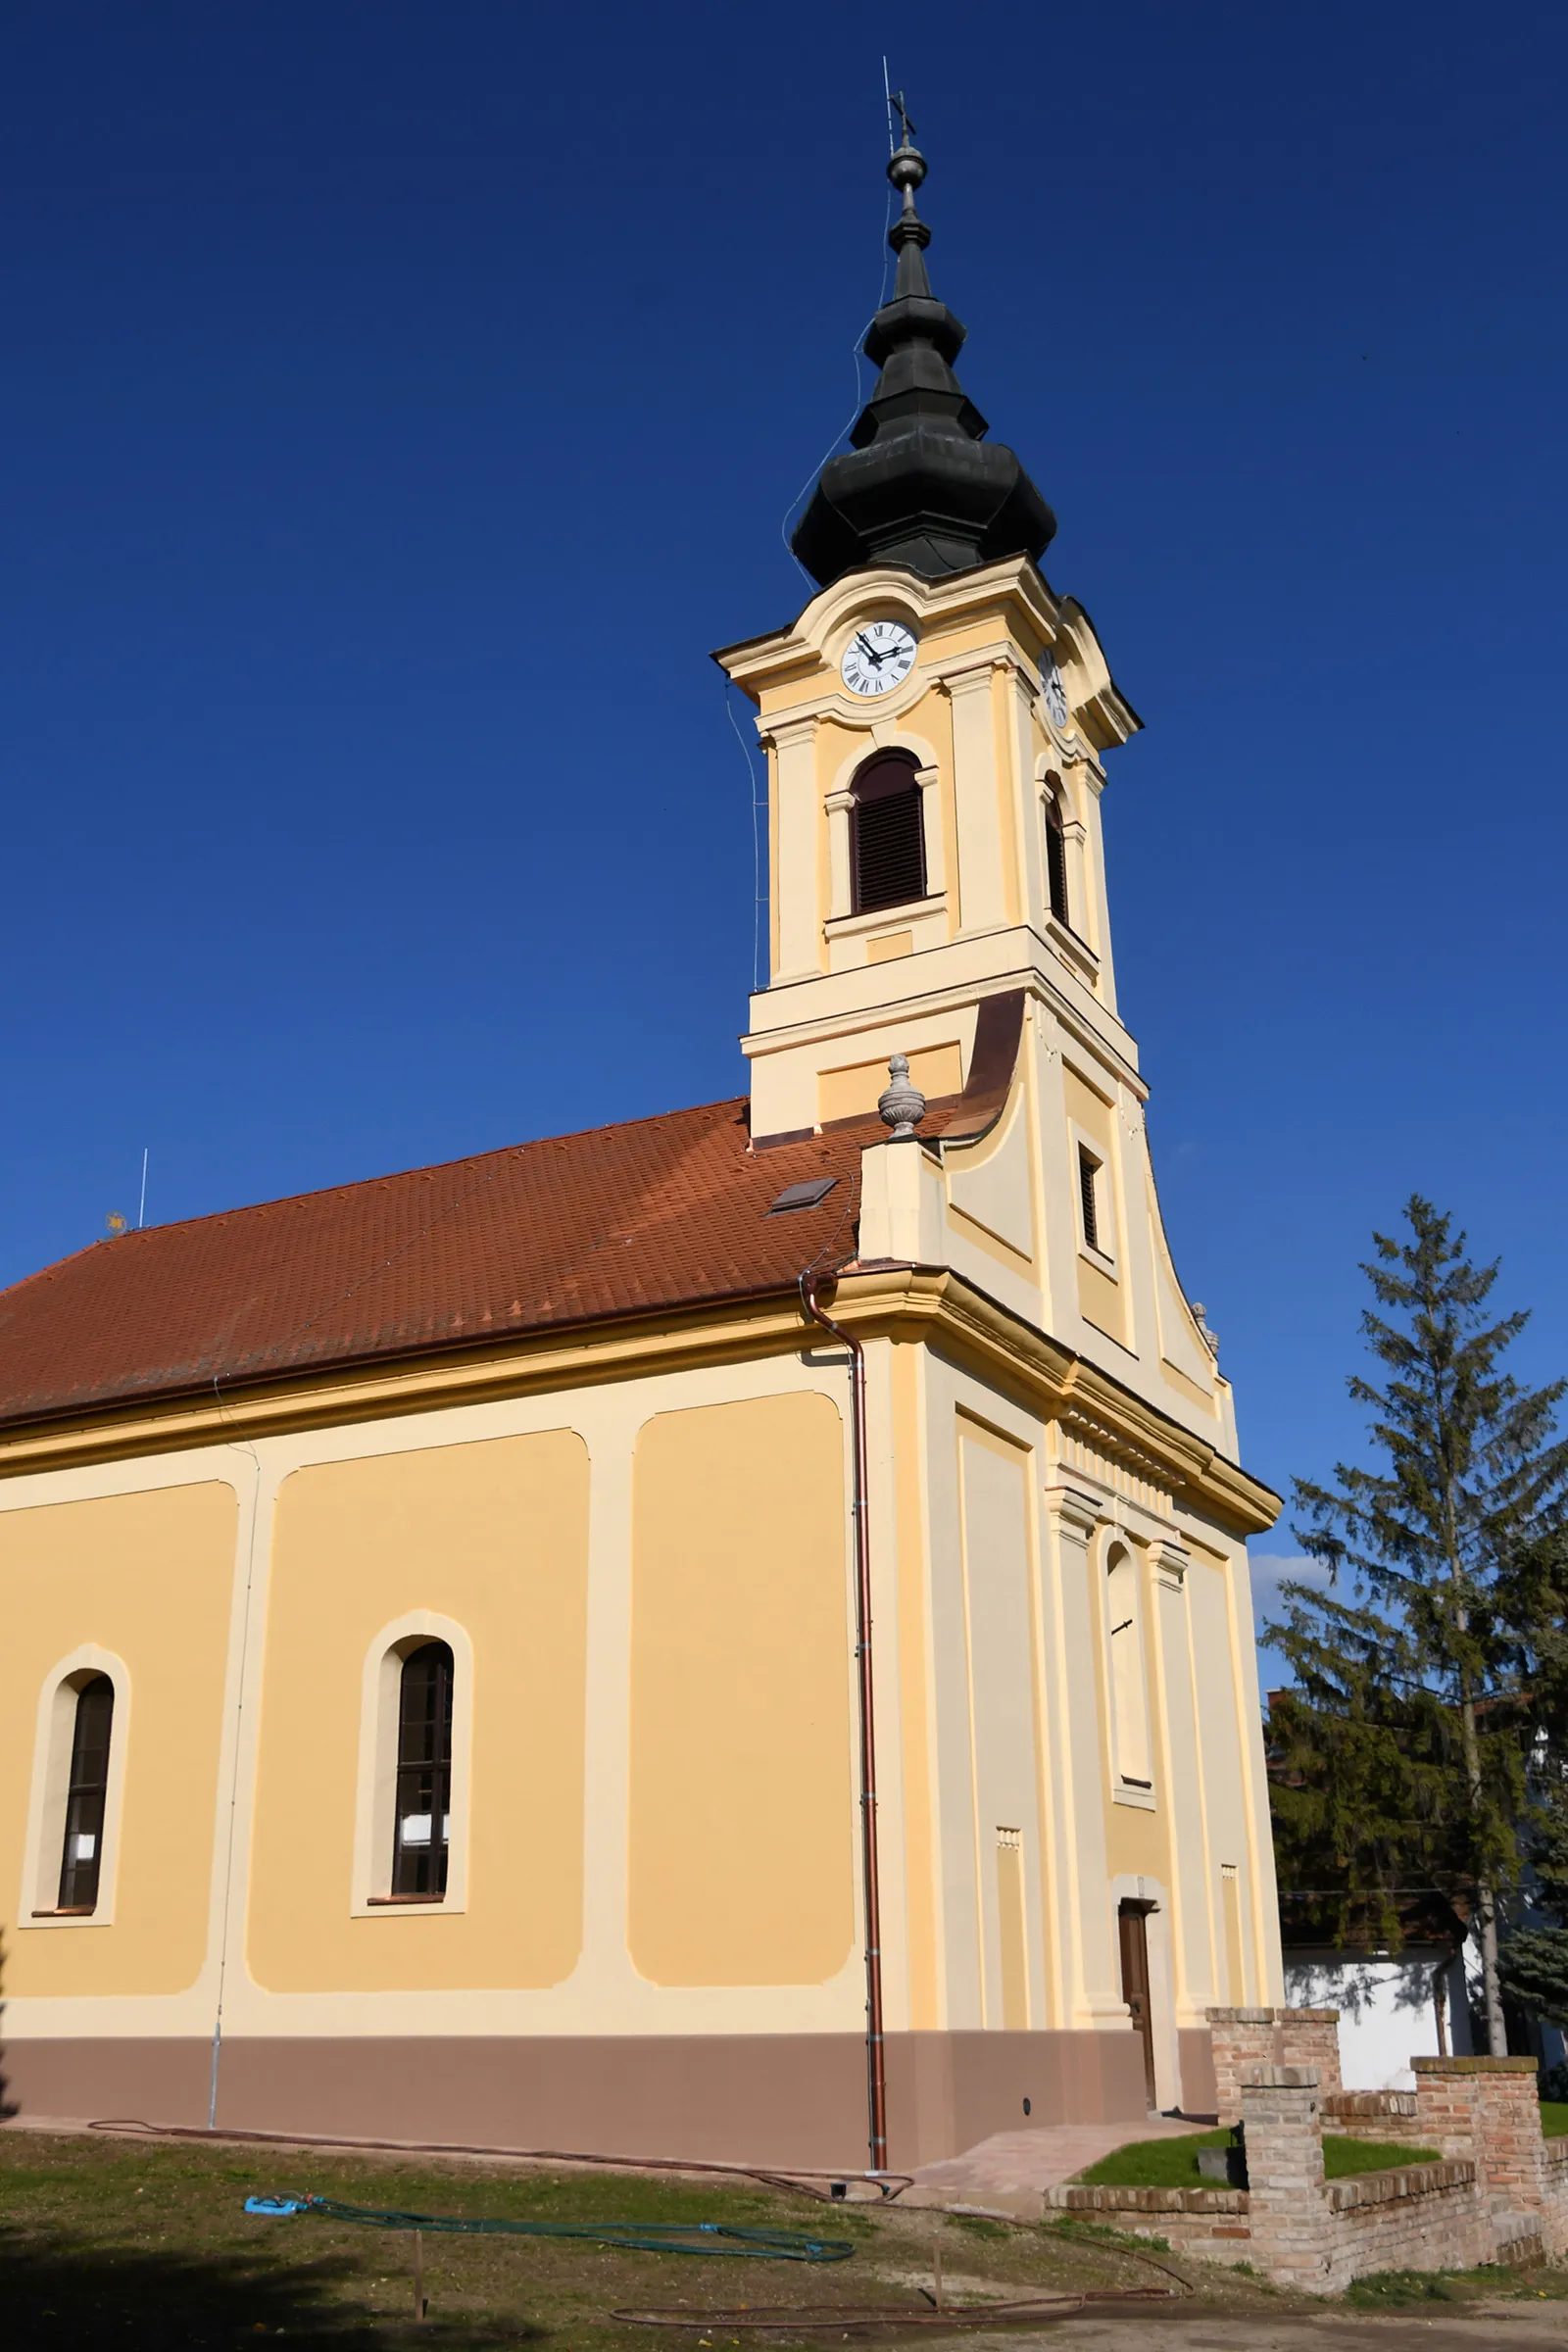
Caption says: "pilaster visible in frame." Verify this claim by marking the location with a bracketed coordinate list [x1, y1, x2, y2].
[1042, 1483, 1117, 2026]
[825, 788, 855, 920]
[914, 764, 946, 896]
[944, 659, 1008, 937]
[767, 715, 821, 982]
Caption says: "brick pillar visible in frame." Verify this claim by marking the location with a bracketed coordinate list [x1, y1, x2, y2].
[1282, 2009, 1342, 2094]
[1208, 2007, 1342, 2126]
[1239, 2064, 1335, 2290]
[1413, 2056, 1547, 2249]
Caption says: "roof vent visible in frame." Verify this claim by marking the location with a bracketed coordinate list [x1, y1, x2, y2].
[768, 1176, 838, 1214]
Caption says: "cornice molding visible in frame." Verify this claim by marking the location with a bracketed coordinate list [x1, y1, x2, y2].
[745, 958, 1146, 1106]
[1045, 1483, 1102, 1540]
[827, 1267, 1279, 1536]
[712, 556, 1061, 693]
[0, 1261, 1281, 1538]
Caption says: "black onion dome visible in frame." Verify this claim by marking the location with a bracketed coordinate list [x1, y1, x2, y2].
[791, 139, 1055, 590]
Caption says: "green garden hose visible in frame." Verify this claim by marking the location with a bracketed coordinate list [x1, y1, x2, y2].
[245, 2192, 854, 2262]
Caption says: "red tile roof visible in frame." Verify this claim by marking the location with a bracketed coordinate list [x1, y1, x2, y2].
[0, 1099, 881, 1429]
[0, 996, 1025, 1433]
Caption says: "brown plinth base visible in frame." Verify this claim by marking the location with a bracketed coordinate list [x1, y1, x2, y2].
[2, 2028, 1174, 2171]
[1176, 2026, 1219, 2117]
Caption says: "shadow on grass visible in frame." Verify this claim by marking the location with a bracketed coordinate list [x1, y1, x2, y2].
[0, 2221, 545, 2349]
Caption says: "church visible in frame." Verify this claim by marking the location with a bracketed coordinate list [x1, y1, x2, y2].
[0, 130, 1283, 2172]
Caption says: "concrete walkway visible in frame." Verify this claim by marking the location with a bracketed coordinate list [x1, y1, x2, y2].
[904, 2113, 1211, 2215]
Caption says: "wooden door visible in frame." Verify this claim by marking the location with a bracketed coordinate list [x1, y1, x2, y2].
[1118, 1900, 1158, 2109]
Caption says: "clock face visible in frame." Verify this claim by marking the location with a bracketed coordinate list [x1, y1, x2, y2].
[841, 620, 917, 698]
[1042, 658, 1069, 729]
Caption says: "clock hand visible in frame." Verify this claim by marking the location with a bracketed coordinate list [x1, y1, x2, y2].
[855, 632, 887, 666]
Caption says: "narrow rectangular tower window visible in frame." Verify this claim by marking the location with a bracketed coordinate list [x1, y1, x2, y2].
[996, 1828, 1028, 2029]
[1045, 788, 1070, 926]
[1221, 1863, 1246, 2003]
[1078, 1146, 1102, 1253]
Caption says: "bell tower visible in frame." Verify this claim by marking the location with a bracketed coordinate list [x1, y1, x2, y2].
[716, 129, 1236, 1456]
[716, 132, 1138, 1149]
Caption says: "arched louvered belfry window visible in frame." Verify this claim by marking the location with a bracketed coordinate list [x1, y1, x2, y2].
[57, 1674, 115, 1912]
[852, 751, 926, 913]
[391, 1642, 454, 1899]
[1044, 773, 1070, 927]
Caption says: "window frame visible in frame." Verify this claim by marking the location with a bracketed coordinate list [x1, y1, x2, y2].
[56, 1673, 116, 1911]
[353, 1611, 473, 1916]
[19, 1646, 131, 1929]
[1102, 1542, 1155, 1803]
[389, 1640, 455, 1901]
[850, 751, 927, 915]
[1043, 781, 1071, 928]
[1077, 1143, 1102, 1254]
[1073, 1136, 1119, 1275]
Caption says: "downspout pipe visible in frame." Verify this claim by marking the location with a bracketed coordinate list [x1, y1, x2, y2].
[800, 1267, 888, 2176]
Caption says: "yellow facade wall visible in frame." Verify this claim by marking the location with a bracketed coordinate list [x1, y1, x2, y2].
[818, 1042, 963, 1126]
[627, 1393, 854, 1986]
[1, 1481, 237, 1996]
[248, 1431, 589, 1993]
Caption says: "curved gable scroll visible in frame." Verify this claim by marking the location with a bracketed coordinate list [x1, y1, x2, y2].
[934, 991, 1026, 1149]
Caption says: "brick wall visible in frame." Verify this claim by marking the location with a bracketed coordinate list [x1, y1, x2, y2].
[1324, 2164, 1488, 2283]
[1206, 2007, 1342, 2126]
[1047, 2158, 1487, 2283]
[1048, 2181, 1254, 2267]
[1413, 2056, 1564, 2256]
[1321, 2088, 1432, 2148]
[1052, 2050, 1558, 2290]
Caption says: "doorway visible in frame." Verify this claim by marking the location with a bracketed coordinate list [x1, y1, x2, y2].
[1117, 1900, 1158, 2110]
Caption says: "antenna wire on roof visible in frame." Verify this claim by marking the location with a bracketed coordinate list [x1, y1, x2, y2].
[725, 682, 769, 994]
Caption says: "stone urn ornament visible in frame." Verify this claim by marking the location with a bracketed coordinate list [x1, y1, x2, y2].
[878, 1054, 927, 1141]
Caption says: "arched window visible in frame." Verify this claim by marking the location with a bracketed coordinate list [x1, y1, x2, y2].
[1105, 1547, 1152, 1789]
[57, 1674, 115, 1912]
[1043, 775, 1069, 927]
[392, 1641, 454, 1900]
[852, 752, 926, 913]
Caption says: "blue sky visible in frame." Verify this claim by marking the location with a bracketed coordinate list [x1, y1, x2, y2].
[3, 3, 1564, 1660]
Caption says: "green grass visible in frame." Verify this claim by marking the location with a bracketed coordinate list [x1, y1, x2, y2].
[1346, 2267, 1462, 2306]
[1348, 2262, 1568, 2308]
[1541, 2100, 1568, 2136]
[0, 2127, 1276, 2348]
[1075, 2128, 1230, 2186]
[1322, 2135, 1439, 2178]
[1074, 2130, 1440, 2189]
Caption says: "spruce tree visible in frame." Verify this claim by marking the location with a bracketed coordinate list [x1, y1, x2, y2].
[1269, 1198, 1568, 2053]
[1498, 1531, 1568, 2028]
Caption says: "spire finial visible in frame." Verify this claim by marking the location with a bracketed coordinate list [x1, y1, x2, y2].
[788, 110, 1057, 590]
[885, 103, 932, 284]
